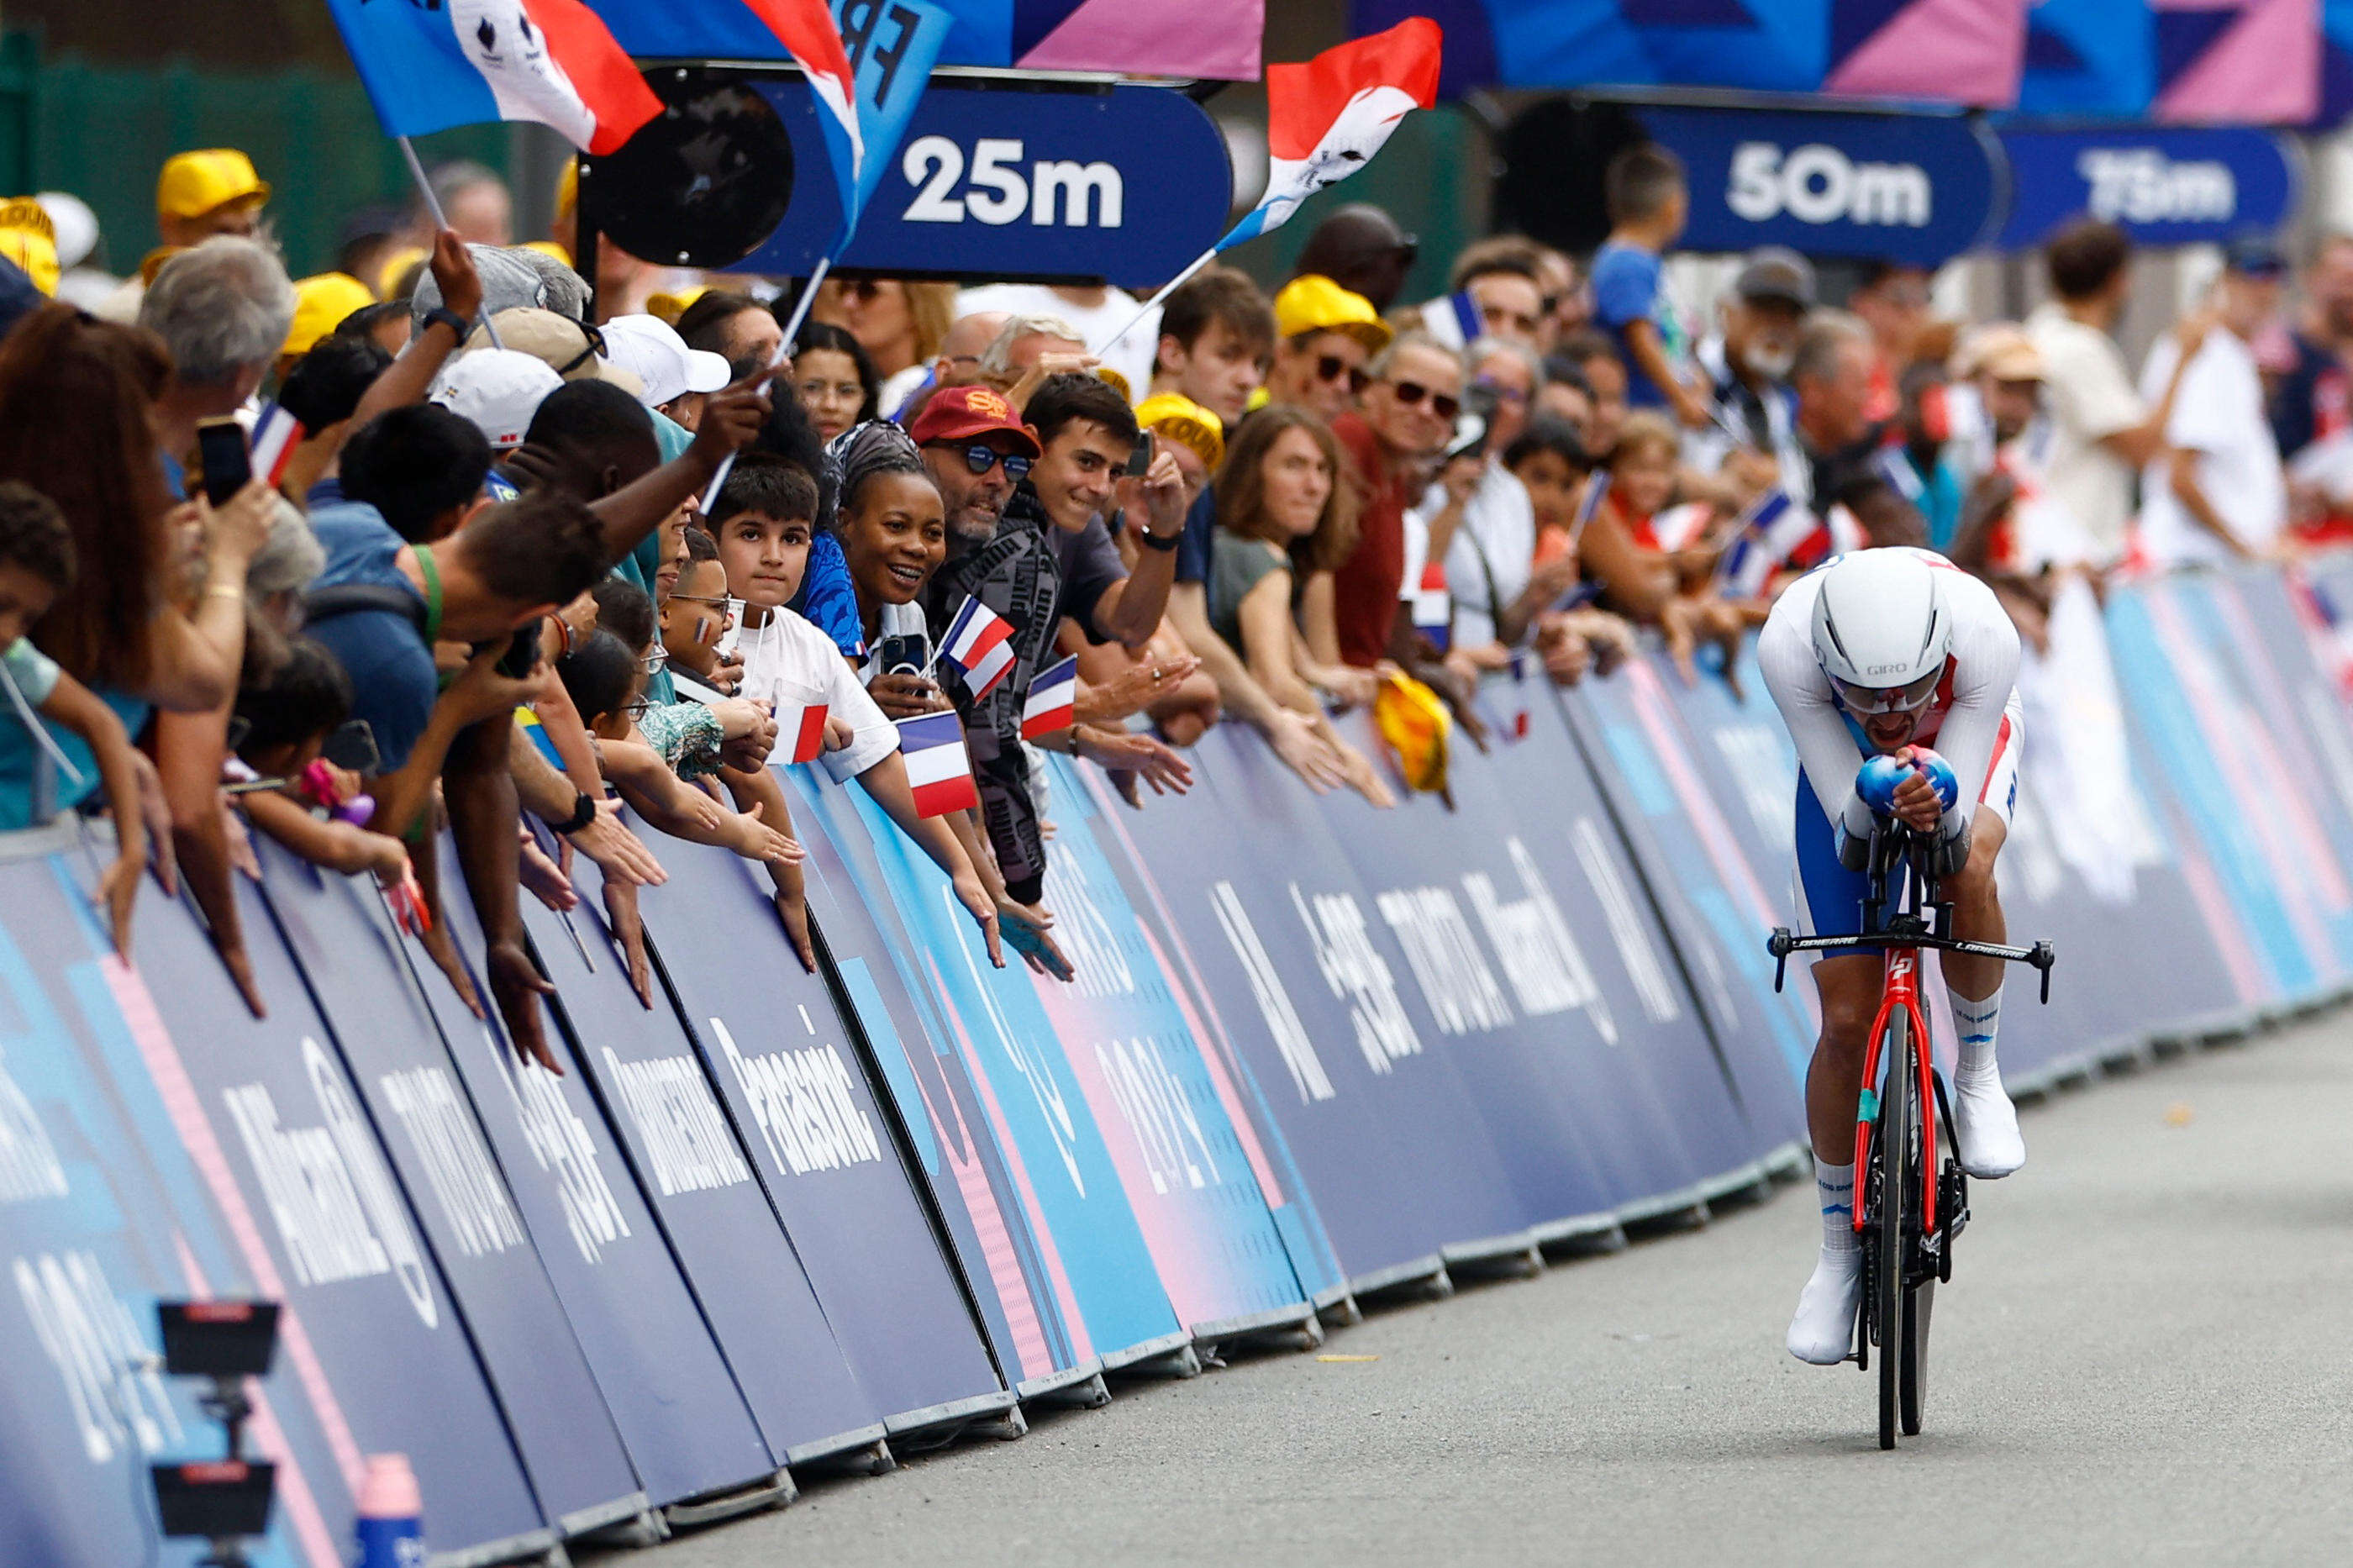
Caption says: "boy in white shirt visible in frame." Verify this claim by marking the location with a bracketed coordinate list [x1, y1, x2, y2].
[710, 452, 1004, 964]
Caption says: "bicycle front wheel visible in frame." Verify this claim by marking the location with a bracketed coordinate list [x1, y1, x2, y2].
[1876, 1007, 1912, 1452]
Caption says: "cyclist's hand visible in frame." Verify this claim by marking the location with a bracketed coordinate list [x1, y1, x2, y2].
[1888, 770, 1943, 834]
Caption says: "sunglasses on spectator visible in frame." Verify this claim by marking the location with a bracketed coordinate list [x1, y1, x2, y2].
[1384, 378, 1461, 422]
[1315, 355, 1371, 393]
[955, 443, 1033, 481]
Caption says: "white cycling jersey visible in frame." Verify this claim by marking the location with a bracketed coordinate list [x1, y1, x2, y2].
[1759, 548, 2022, 841]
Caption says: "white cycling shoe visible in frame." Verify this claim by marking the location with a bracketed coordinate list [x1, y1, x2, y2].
[1951, 1072, 2026, 1179]
[1786, 1247, 1861, 1365]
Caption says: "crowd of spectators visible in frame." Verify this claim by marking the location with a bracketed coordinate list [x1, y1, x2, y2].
[0, 139, 2340, 1061]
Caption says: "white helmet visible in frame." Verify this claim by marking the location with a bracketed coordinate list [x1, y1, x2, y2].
[1809, 550, 1951, 714]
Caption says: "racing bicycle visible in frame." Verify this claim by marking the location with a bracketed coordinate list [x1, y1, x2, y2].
[1768, 822, 2055, 1450]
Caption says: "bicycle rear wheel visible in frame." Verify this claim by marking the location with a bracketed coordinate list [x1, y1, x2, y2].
[1876, 1008, 1911, 1452]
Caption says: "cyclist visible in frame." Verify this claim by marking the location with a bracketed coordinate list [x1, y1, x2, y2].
[1759, 546, 2025, 1365]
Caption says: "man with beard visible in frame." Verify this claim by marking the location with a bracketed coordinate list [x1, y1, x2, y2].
[1685, 247, 1813, 501]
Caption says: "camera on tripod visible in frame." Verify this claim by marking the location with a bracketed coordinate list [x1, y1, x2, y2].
[150, 1301, 281, 1565]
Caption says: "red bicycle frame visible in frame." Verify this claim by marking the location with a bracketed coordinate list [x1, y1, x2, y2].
[1850, 946, 1940, 1235]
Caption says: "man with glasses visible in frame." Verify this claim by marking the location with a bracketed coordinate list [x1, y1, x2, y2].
[1332, 332, 1466, 668]
[1760, 546, 2026, 1365]
[1266, 275, 1392, 421]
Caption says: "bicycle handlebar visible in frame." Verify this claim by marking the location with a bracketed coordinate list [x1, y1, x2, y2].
[1765, 928, 2057, 1004]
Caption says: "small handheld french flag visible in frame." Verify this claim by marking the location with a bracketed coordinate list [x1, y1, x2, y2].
[896, 711, 978, 818]
[1410, 561, 1451, 653]
[250, 403, 303, 489]
[1019, 654, 1078, 740]
[779, 698, 829, 765]
[1712, 488, 1824, 600]
[940, 594, 1018, 701]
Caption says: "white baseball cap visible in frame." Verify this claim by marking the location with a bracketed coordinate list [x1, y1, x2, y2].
[602, 313, 731, 408]
[430, 349, 563, 451]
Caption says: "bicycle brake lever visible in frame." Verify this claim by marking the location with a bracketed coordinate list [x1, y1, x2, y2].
[1766, 927, 1792, 993]
[2035, 941, 2055, 1005]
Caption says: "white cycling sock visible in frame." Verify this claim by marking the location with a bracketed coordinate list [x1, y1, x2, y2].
[1951, 987, 2003, 1083]
[1814, 1159, 1857, 1254]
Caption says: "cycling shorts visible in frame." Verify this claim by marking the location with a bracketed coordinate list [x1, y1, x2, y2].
[1792, 690, 2021, 958]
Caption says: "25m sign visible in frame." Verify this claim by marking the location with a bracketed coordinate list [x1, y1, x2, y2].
[900, 136, 1124, 227]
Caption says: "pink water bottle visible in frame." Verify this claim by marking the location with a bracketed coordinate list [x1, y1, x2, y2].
[354, 1453, 423, 1567]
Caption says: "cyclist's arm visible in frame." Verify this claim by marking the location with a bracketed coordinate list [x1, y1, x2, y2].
[1925, 592, 2022, 835]
[1758, 608, 1873, 843]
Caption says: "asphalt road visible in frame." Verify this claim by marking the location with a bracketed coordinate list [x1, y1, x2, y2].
[586, 1018, 2353, 1568]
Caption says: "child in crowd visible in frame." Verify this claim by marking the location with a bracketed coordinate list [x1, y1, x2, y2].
[550, 622, 797, 867]
[661, 529, 737, 689]
[709, 451, 1007, 964]
[1505, 417, 1592, 567]
[229, 638, 409, 887]
[1589, 144, 1708, 430]
[0, 482, 148, 954]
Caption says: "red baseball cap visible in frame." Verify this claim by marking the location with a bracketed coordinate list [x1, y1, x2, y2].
[907, 383, 1042, 457]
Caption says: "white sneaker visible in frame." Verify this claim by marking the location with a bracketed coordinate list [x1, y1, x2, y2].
[1786, 1247, 1861, 1365]
[1951, 1071, 2026, 1178]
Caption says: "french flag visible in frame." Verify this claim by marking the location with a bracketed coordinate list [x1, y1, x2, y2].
[1216, 18, 1442, 250]
[729, 0, 863, 236]
[1019, 654, 1078, 740]
[324, 0, 661, 155]
[1409, 560, 1450, 652]
[896, 711, 978, 818]
[250, 403, 303, 489]
[779, 698, 829, 765]
[940, 594, 1018, 701]
[1713, 488, 1824, 600]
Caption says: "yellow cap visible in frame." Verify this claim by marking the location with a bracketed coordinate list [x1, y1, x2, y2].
[0, 198, 58, 296]
[1132, 392, 1225, 471]
[645, 285, 708, 325]
[374, 245, 428, 301]
[284, 271, 376, 357]
[1274, 274, 1391, 355]
[156, 150, 270, 221]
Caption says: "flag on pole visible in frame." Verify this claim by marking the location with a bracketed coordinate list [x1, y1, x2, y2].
[732, 0, 865, 236]
[323, 0, 661, 153]
[249, 403, 303, 489]
[940, 595, 1018, 699]
[1712, 488, 1838, 599]
[896, 711, 979, 817]
[1216, 18, 1442, 250]
[779, 698, 830, 764]
[838, 0, 954, 235]
[1019, 654, 1079, 739]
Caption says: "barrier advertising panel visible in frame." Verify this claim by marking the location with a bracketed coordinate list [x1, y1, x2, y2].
[624, 840, 1012, 1432]
[253, 844, 645, 1538]
[119, 866, 552, 1563]
[518, 872, 884, 1465]
[399, 843, 779, 1511]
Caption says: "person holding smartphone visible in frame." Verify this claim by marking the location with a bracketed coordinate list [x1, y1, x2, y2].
[830, 421, 953, 721]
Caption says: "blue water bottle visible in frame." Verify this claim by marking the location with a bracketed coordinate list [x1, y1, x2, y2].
[355, 1453, 424, 1567]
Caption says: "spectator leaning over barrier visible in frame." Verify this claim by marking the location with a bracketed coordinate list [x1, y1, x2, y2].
[792, 320, 880, 442]
[1329, 330, 1463, 670]
[2026, 219, 2209, 571]
[2135, 236, 2288, 570]
[1265, 275, 1392, 424]
[1290, 203, 1419, 316]
[1149, 266, 1275, 429]
[1684, 246, 1813, 504]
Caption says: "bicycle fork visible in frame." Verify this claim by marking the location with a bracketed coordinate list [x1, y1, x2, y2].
[1850, 949, 1940, 1235]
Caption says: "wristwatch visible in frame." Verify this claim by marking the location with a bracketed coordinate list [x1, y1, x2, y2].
[422, 306, 471, 341]
[555, 792, 599, 836]
[1136, 528, 1182, 553]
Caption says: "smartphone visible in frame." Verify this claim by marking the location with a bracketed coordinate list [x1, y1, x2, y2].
[873, 632, 932, 676]
[496, 618, 544, 680]
[196, 417, 252, 508]
[1125, 430, 1155, 478]
[323, 720, 381, 775]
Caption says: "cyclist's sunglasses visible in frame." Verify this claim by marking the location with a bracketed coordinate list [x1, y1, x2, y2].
[1830, 667, 1943, 716]
[1385, 378, 1461, 422]
[955, 443, 1033, 481]
[1315, 355, 1371, 393]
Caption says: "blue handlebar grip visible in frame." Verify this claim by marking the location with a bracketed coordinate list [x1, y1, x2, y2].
[1913, 748, 1960, 811]
[1856, 753, 1910, 814]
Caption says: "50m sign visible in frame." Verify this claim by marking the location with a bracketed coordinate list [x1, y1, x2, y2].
[901, 136, 1124, 227]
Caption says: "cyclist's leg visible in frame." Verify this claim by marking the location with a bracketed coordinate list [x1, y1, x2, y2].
[1789, 774, 1884, 1364]
[1938, 695, 2024, 1178]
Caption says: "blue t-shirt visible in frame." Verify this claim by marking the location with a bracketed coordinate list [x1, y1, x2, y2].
[1591, 239, 1672, 408]
[305, 500, 439, 774]
[1176, 481, 1217, 591]
[788, 531, 867, 660]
